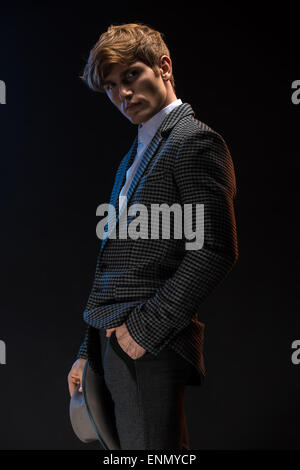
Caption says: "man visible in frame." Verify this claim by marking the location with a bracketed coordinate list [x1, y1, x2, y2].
[67, 22, 238, 450]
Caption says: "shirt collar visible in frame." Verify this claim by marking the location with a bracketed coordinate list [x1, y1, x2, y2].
[138, 98, 182, 147]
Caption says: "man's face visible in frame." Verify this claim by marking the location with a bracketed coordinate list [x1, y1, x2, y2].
[102, 60, 170, 125]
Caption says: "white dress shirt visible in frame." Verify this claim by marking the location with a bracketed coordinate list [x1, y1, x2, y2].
[119, 98, 182, 212]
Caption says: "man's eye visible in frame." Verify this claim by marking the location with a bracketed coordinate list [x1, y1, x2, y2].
[104, 82, 114, 91]
[103, 70, 138, 91]
[126, 70, 138, 80]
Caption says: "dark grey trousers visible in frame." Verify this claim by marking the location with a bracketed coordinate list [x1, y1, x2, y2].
[98, 328, 194, 450]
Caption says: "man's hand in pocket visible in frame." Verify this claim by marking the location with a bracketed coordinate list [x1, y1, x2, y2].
[106, 323, 147, 360]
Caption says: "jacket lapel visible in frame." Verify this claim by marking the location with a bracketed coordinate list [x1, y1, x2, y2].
[100, 103, 195, 252]
[108, 136, 138, 214]
[99, 137, 138, 253]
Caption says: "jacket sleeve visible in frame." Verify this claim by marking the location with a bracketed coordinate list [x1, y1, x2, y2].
[76, 325, 89, 360]
[124, 129, 239, 355]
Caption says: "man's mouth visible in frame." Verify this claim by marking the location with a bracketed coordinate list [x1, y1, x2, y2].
[126, 102, 141, 112]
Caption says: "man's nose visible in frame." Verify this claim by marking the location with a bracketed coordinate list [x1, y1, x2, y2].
[118, 84, 132, 101]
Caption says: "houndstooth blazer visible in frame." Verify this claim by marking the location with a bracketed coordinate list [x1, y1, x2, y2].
[76, 102, 238, 386]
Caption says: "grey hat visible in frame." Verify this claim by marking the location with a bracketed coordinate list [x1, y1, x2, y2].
[69, 359, 120, 450]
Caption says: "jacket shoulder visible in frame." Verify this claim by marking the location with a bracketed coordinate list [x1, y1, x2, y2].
[172, 114, 225, 144]
[172, 114, 236, 198]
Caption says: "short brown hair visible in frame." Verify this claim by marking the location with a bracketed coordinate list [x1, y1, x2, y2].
[80, 22, 175, 93]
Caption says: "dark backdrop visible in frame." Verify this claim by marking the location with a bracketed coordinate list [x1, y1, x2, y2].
[0, 3, 299, 450]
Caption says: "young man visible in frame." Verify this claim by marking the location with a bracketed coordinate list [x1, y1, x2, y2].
[67, 22, 238, 450]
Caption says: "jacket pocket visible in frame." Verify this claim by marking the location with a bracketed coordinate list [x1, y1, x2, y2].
[110, 331, 149, 362]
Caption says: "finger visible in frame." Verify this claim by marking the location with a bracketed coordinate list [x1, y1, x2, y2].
[69, 380, 76, 397]
[78, 373, 83, 392]
[106, 328, 116, 333]
[106, 327, 117, 337]
[69, 376, 80, 397]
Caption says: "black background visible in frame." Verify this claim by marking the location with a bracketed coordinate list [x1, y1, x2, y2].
[0, 2, 299, 450]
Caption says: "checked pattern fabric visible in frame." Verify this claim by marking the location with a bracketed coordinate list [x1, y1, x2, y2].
[76, 103, 238, 386]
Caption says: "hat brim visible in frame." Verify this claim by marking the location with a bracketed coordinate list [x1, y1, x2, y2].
[70, 360, 120, 450]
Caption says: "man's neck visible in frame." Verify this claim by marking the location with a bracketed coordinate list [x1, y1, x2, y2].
[141, 95, 179, 126]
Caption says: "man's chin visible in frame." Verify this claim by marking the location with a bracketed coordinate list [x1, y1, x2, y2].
[128, 115, 144, 125]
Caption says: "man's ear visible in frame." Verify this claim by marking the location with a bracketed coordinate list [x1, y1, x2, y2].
[159, 55, 172, 81]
